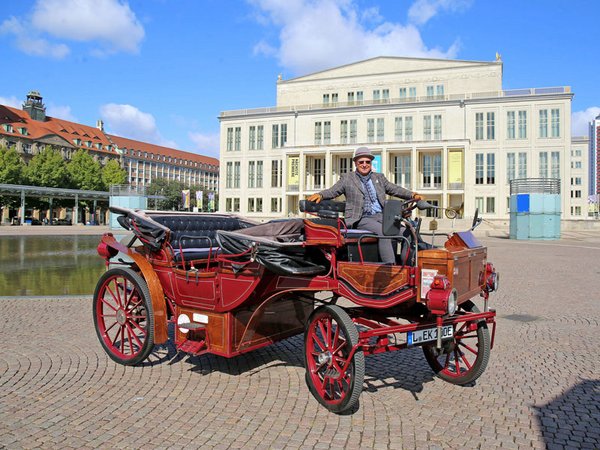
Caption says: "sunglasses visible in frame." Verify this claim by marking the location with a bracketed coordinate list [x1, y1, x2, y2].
[356, 159, 372, 166]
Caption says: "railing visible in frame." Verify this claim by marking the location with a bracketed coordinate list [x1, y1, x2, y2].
[510, 178, 561, 195]
[220, 86, 571, 117]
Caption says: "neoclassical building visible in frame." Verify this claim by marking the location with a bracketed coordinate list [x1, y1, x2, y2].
[1, 91, 219, 191]
[219, 56, 583, 222]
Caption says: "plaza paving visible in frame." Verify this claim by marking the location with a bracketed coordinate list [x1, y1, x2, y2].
[0, 232, 599, 449]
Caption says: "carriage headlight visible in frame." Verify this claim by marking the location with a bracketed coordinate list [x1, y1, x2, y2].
[447, 289, 457, 315]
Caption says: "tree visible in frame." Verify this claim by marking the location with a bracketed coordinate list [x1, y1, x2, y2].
[25, 145, 70, 188]
[67, 149, 104, 191]
[0, 145, 26, 216]
[147, 179, 185, 210]
[101, 159, 127, 189]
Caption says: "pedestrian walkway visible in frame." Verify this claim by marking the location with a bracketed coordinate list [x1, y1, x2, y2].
[0, 234, 598, 449]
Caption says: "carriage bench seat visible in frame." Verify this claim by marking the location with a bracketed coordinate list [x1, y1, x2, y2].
[148, 213, 257, 262]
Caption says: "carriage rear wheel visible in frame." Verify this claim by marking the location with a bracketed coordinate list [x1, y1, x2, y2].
[93, 267, 155, 365]
[304, 305, 364, 413]
[422, 300, 490, 385]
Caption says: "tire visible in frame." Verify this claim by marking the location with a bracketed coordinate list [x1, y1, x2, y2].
[422, 300, 490, 385]
[93, 267, 155, 365]
[304, 305, 365, 413]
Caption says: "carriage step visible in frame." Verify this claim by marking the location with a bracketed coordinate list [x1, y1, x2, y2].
[178, 322, 205, 330]
[178, 340, 207, 354]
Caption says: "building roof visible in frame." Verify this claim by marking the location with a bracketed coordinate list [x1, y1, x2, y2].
[0, 103, 218, 171]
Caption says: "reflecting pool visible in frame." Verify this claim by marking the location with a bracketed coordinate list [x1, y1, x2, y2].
[0, 235, 119, 296]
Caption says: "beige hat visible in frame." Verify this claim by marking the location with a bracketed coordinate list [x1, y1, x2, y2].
[353, 146, 374, 161]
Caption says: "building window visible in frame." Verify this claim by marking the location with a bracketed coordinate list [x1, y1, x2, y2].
[423, 115, 432, 140]
[551, 109, 560, 137]
[367, 119, 375, 143]
[338, 157, 352, 176]
[249, 126, 256, 150]
[487, 153, 495, 184]
[476, 153, 484, 184]
[376, 118, 384, 142]
[539, 152, 548, 178]
[356, 91, 363, 103]
[257, 125, 264, 150]
[256, 197, 263, 212]
[323, 121, 331, 144]
[475, 153, 495, 184]
[226, 162, 233, 188]
[349, 120, 357, 144]
[312, 158, 325, 190]
[436, 85, 444, 97]
[234, 127, 241, 151]
[393, 155, 411, 187]
[248, 198, 255, 212]
[271, 159, 282, 187]
[486, 112, 495, 140]
[314, 122, 322, 145]
[539, 110, 548, 138]
[233, 198, 240, 212]
[507, 153, 515, 182]
[271, 197, 279, 213]
[347, 92, 354, 104]
[422, 154, 441, 188]
[551, 151, 560, 178]
[248, 161, 255, 188]
[256, 161, 263, 188]
[507, 111, 515, 139]
[519, 152, 527, 178]
[226, 198, 232, 212]
[394, 117, 403, 141]
[323, 94, 329, 105]
[475, 113, 484, 140]
[409, 87, 416, 99]
[272, 124, 279, 148]
[373, 90, 380, 102]
[518, 111, 527, 139]
[382, 89, 389, 102]
[434, 114, 442, 140]
[475, 197, 484, 213]
[234, 161, 240, 188]
[426, 86, 434, 97]
[399, 88, 406, 99]
[340, 120, 348, 144]
[486, 197, 495, 214]
[404, 116, 413, 141]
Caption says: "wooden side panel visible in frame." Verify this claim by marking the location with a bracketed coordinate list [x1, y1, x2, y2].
[337, 262, 410, 296]
[175, 307, 228, 353]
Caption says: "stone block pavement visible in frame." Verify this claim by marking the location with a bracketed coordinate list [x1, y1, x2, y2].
[0, 233, 599, 449]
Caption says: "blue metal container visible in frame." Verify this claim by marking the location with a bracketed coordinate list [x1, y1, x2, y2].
[509, 179, 561, 240]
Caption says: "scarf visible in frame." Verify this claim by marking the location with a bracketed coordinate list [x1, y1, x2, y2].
[356, 171, 380, 215]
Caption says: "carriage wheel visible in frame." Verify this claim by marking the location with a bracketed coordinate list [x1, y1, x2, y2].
[422, 300, 490, 385]
[93, 267, 155, 365]
[304, 305, 365, 413]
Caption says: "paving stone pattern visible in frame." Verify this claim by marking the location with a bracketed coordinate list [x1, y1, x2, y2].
[1, 235, 599, 449]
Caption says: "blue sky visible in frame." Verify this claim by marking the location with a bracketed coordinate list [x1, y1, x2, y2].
[1, 0, 598, 159]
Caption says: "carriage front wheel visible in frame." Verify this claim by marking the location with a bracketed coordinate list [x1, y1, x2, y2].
[93, 267, 155, 365]
[422, 300, 490, 385]
[304, 305, 365, 413]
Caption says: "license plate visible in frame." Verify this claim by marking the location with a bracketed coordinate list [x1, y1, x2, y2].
[408, 325, 454, 345]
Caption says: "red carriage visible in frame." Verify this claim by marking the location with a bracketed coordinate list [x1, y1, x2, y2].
[93, 200, 499, 413]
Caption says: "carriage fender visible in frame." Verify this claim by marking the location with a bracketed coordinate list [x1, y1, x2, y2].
[101, 234, 169, 344]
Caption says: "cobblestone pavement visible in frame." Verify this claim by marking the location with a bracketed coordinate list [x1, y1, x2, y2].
[1, 235, 599, 449]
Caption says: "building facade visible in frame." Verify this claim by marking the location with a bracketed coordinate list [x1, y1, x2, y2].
[219, 56, 580, 222]
[0, 92, 219, 191]
[589, 114, 600, 197]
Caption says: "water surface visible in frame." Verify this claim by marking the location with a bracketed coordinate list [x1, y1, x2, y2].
[0, 235, 111, 296]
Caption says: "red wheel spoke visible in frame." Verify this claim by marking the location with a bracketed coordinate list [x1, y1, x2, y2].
[114, 280, 124, 307]
[453, 351, 460, 373]
[332, 339, 347, 356]
[104, 320, 117, 334]
[318, 320, 329, 348]
[126, 322, 143, 350]
[459, 352, 472, 370]
[443, 353, 451, 369]
[129, 319, 147, 335]
[458, 341, 479, 356]
[125, 324, 135, 355]
[332, 324, 340, 351]
[104, 286, 120, 308]
[311, 331, 326, 352]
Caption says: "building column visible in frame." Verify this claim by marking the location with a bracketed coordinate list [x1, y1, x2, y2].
[74, 194, 79, 225]
[20, 190, 25, 225]
[49, 197, 53, 224]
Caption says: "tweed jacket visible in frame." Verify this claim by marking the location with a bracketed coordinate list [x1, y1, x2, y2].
[319, 171, 414, 227]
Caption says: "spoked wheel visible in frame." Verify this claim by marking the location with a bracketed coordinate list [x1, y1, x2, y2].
[422, 300, 490, 385]
[304, 305, 365, 413]
[93, 267, 155, 365]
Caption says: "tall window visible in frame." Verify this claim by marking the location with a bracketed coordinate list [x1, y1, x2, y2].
[507, 153, 516, 182]
[234, 127, 241, 151]
[399, 88, 407, 99]
[539, 109, 548, 138]
[486, 112, 495, 140]
[539, 151, 548, 178]
[376, 118, 384, 142]
[405, 116, 413, 141]
[248, 161, 255, 188]
[487, 153, 495, 184]
[475, 197, 484, 213]
[280, 124, 287, 147]
[340, 120, 348, 144]
[507, 111, 515, 139]
[323, 121, 331, 144]
[233, 162, 240, 188]
[249, 126, 256, 150]
[257, 125, 264, 150]
[409, 87, 416, 99]
[486, 197, 495, 214]
[393, 155, 411, 187]
[426, 86, 434, 97]
[313, 159, 325, 189]
[373, 90, 380, 102]
[272, 124, 279, 148]
[349, 120, 357, 144]
[248, 198, 255, 212]
[226, 162, 233, 188]
[476, 153, 484, 184]
[271, 123, 286, 148]
[339, 157, 352, 176]
[322, 94, 329, 105]
[367, 118, 375, 143]
[394, 117, 403, 141]
[271, 197, 281, 213]
[356, 91, 363, 103]
[271, 160, 282, 187]
[226, 127, 233, 151]
[551, 109, 560, 137]
[518, 152, 527, 178]
[475, 113, 484, 140]
[436, 85, 444, 97]
[256, 161, 263, 188]
[551, 151, 560, 178]
[423, 115, 432, 140]
[347, 92, 354, 104]
[518, 111, 527, 139]
[314, 122, 322, 145]
[382, 89, 390, 102]
[434, 114, 442, 140]
[331, 93, 338, 105]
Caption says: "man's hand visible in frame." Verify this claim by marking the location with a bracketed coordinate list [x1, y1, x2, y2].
[307, 193, 322, 203]
[412, 193, 424, 201]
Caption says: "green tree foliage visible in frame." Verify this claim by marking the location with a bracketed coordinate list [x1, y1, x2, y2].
[0, 144, 26, 210]
[101, 159, 127, 189]
[147, 178, 185, 210]
[67, 149, 104, 191]
[25, 146, 70, 188]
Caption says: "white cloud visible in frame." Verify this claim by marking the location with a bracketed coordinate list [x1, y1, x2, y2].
[47, 104, 77, 122]
[31, 0, 144, 54]
[0, 0, 144, 58]
[248, 0, 463, 75]
[0, 95, 22, 109]
[0, 16, 70, 59]
[572, 107, 600, 136]
[188, 132, 220, 158]
[100, 103, 176, 148]
[408, 0, 473, 26]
